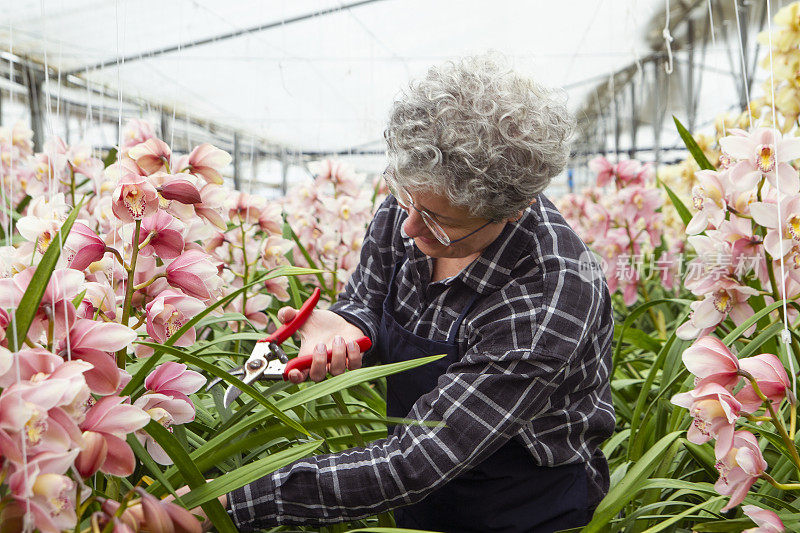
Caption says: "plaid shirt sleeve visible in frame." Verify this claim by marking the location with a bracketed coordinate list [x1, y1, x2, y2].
[227, 207, 613, 529]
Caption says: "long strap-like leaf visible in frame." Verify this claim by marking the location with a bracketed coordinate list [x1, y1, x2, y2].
[5, 198, 84, 350]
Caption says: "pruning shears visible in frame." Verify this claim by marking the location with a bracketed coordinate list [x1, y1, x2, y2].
[207, 287, 372, 408]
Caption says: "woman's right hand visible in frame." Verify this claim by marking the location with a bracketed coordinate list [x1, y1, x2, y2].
[276, 306, 366, 383]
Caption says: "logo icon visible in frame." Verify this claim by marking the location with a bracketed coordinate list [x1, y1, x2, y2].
[578, 249, 607, 282]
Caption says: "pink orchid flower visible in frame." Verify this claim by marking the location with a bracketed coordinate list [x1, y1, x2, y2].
[684, 234, 737, 295]
[194, 183, 228, 229]
[15, 193, 69, 254]
[715, 430, 768, 512]
[7, 449, 80, 533]
[185, 143, 231, 184]
[81, 280, 118, 321]
[0, 267, 85, 341]
[134, 392, 195, 465]
[0, 362, 91, 458]
[676, 279, 759, 341]
[589, 156, 614, 187]
[226, 292, 271, 332]
[165, 249, 222, 300]
[111, 172, 159, 223]
[720, 127, 800, 193]
[229, 191, 265, 224]
[735, 354, 791, 413]
[127, 138, 171, 175]
[58, 318, 137, 395]
[750, 195, 800, 261]
[679, 336, 741, 389]
[79, 395, 150, 476]
[63, 221, 107, 271]
[258, 203, 283, 234]
[67, 142, 104, 181]
[687, 170, 728, 235]
[137, 211, 186, 260]
[615, 159, 650, 188]
[742, 505, 785, 533]
[120, 118, 156, 151]
[145, 289, 205, 346]
[145, 362, 205, 404]
[671, 382, 741, 455]
[0, 347, 68, 388]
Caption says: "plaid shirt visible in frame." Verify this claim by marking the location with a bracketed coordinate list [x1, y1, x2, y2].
[229, 194, 615, 529]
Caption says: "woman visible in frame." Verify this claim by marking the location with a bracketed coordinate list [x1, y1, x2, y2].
[225, 53, 615, 532]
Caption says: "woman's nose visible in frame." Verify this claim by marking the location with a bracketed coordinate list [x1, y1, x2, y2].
[402, 206, 429, 237]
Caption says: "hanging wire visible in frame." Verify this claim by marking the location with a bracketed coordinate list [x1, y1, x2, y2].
[6, 17, 34, 533]
[663, 0, 675, 74]
[765, 0, 796, 397]
[111, 0, 124, 307]
[708, 0, 717, 46]
[733, 0, 753, 127]
[171, 0, 182, 148]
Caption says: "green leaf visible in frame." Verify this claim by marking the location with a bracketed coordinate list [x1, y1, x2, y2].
[187, 355, 447, 467]
[583, 431, 683, 532]
[629, 325, 683, 461]
[178, 440, 323, 508]
[142, 420, 236, 533]
[102, 147, 118, 168]
[641, 495, 726, 533]
[721, 300, 786, 346]
[614, 325, 663, 353]
[194, 312, 251, 329]
[127, 434, 184, 503]
[345, 527, 440, 533]
[736, 322, 784, 358]
[673, 115, 715, 170]
[5, 198, 84, 351]
[157, 415, 435, 494]
[613, 298, 691, 368]
[135, 341, 309, 437]
[658, 179, 693, 227]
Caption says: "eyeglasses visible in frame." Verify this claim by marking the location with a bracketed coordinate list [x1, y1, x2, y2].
[382, 167, 493, 246]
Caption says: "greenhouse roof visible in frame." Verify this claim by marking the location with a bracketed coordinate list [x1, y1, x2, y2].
[3, 0, 672, 153]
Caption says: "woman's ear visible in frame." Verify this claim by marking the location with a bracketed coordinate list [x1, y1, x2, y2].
[508, 210, 524, 223]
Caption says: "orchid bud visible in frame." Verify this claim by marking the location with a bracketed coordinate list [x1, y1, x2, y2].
[136, 489, 175, 533]
[75, 430, 108, 478]
[163, 501, 203, 533]
[159, 179, 202, 204]
[101, 498, 143, 531]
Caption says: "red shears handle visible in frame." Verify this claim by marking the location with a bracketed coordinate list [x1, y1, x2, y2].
[282, 336, 372, 380]
[259, 288, 321, 345]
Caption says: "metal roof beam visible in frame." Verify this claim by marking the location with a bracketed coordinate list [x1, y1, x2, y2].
[64, 0, 386, 76]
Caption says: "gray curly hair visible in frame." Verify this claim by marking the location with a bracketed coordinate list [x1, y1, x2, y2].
[384, 52, 574, 221]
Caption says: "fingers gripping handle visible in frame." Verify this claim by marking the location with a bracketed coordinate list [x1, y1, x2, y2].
[282, 336, 372, 380]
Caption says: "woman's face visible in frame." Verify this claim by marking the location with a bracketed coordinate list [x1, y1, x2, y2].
[399, 188, 510, 259]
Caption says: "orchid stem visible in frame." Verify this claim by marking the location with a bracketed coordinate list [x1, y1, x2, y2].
[236, 222, 250, 356]
[131, 313, 147, 330]
[106, 246, 130, 271]
[752, 375, 800, 475]
[133, 273, 165, 291]
[137, 230, 156, 251]
[117, 219, 142, 369]
[761, 472, 800, 490]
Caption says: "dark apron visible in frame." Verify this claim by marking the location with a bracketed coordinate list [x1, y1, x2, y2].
[376, 259, 590, 533]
